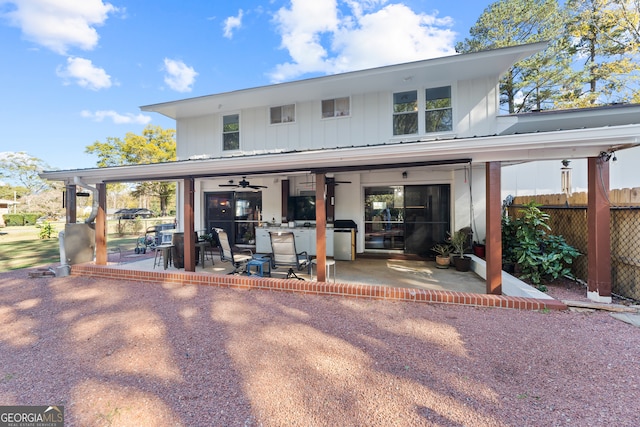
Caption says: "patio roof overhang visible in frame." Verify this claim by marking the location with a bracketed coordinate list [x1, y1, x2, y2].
[40, 124, 640, 185]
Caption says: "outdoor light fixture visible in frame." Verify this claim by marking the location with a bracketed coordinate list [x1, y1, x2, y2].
[402, 171, 408, 179]
[561, 160, 572, 197]
[599, 151, 615, 162]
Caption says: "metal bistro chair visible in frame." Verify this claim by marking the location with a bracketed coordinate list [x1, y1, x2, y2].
[269, 231, 309, 280]
[214, 228, 253, 274]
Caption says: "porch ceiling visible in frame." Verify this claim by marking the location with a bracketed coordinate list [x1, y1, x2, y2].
[40, 124, 640, 185]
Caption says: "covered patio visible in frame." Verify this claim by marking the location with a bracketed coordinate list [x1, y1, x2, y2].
[69, 248, 566, 310]
[40, 101, 640, 305]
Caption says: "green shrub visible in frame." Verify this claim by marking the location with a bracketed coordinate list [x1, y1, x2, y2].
[38, 222, 55, 239]
[3, 214, 24, 226]
[502, 201, 581, 289]
[132, 217, 143, 234]
[2, 213, 42, 226]
[23, 214, 39, 226]
[115, 218, 144, 236]
[116, 221, 126, 237]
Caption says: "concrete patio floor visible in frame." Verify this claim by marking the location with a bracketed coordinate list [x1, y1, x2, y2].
[111, 251, 487, 294]
[76, 248, 565, 311]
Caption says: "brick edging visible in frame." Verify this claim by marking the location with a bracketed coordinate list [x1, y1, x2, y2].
[70, 264, 568, 311]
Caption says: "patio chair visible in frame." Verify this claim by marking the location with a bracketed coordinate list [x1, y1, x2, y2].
[214, 228, 253, 274]
[269, 231, 309, 280]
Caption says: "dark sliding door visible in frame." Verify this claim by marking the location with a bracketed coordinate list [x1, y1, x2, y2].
[404, 185, 450, 256]
[205, 191, 262, 246]
[205, 192, 235, 243]
[364, 184, 450, 255]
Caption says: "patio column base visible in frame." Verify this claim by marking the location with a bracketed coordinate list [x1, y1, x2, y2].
[587, 290, 612, 304]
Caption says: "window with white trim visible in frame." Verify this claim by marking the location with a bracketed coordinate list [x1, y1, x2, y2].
[392, 91, 418, 135]
[270, 104, 295, 124]
[322, 97, 350, 118]
[223, 114, 239, 151]
[425, 86, 452, 132]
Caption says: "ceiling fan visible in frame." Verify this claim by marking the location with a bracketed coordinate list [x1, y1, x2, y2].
[219, 176, 267, 190]
[326, 177, 352, 185]
[300, 176, 352, 186]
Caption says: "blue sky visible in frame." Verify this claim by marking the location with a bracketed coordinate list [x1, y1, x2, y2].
[0, 0, 494, 172]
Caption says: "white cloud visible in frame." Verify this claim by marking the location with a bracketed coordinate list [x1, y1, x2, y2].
[2, 0, 117, 54]
[81, 110, 151, 125]
[269, 1, 456, 82]
[56, 56, 112, 90]
[163, 58, 198, 92]
[223, 9, 244, 39]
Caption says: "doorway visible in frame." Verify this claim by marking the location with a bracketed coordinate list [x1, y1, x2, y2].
[364, 185, 450, 256]
[205, 192, 262, 246]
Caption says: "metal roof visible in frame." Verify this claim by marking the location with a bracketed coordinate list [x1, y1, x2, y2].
[499, 103, 640, 135]
[40, 123, 640, 184]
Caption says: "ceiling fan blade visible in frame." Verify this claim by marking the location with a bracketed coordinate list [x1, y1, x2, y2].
[219, 184, 238, 187]
[248, 185, 268, 189]
[326, 178, 352, 184]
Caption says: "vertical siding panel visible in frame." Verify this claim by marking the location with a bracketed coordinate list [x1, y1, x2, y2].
[174, 77, 498, 155]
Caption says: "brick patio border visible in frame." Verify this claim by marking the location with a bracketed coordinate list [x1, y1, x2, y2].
[71, 264, 568, 311]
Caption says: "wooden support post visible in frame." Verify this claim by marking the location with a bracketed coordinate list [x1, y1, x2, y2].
[315, 173, 326, 282]
[184, 178, 196, 272]
[587, 156, 612, 303]
[486, 162, 502, 295]
[95, 183, 107, 265]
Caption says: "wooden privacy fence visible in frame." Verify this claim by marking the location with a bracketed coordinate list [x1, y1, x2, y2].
[507, 203, 640, 302]
[512, 187, 640, 207]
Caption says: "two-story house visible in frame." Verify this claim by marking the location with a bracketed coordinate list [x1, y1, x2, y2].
[41, 41, 640, 302]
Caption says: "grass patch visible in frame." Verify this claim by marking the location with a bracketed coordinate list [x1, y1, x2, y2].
[0, 225, 139, 272]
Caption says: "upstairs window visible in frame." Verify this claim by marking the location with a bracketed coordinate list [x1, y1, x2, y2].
[270, 104, 295, 124]
[223, 114, 240, 151]
[425, 86, 452, 132]
[393, 91, 418, 135]
[322, 97, 350, 118]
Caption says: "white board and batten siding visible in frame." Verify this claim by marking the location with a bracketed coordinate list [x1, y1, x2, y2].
[175, 75, 501, 161]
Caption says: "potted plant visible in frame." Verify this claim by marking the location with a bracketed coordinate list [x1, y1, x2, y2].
[431, 243, 453, 269]
[451, 228, 472, 272]
[472, 238, 486, 258]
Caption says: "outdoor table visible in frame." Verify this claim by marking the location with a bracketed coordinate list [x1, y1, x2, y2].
[195, 240, 213, 267]
[310, 258, 336, 282]
[154, 244, 174, 270]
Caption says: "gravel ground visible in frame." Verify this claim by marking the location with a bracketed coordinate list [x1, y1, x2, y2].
[1, 267, 639, 427]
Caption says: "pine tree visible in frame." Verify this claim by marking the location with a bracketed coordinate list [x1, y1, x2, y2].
[456, 0, 569, 113]
[560, 0, 640, 106]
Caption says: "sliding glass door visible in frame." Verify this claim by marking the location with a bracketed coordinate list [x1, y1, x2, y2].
[403, 185, 450, 256]
[364, 186, 405, 251]
[364, 184, 450, 256]
[205, 192, 262, 246]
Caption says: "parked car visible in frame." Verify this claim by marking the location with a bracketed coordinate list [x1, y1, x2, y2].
[35, 215, 59, 226]
[115, 208, 154, 219]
